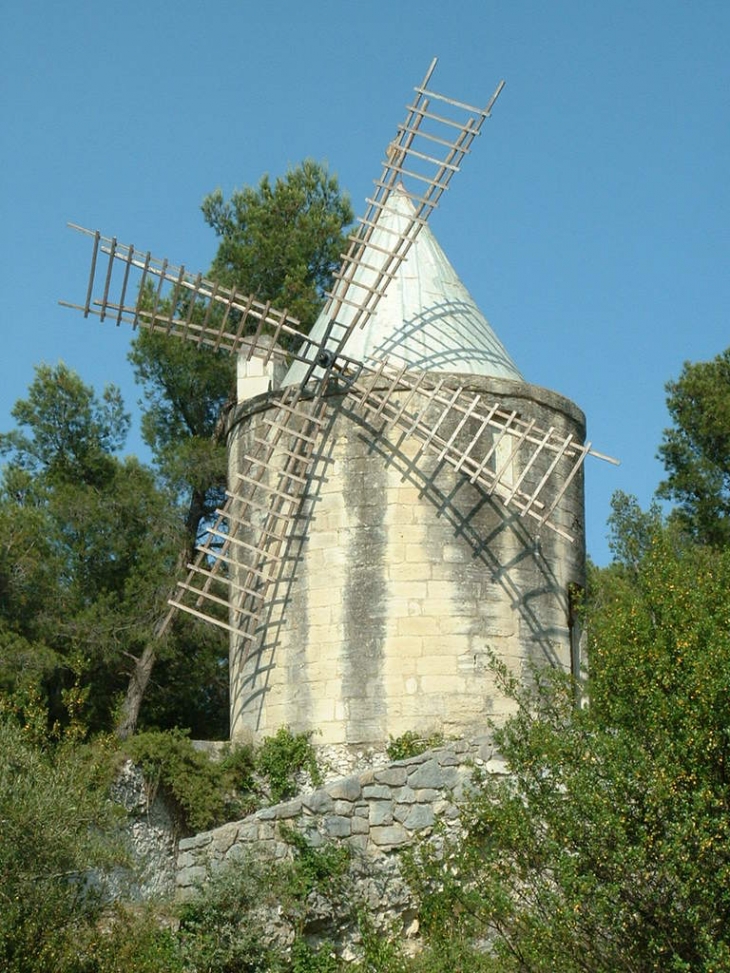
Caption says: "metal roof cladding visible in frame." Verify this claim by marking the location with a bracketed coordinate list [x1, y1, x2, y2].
[284, 186, 523, 386]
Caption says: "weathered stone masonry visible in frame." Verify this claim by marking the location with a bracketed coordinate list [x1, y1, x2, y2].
[176, 736, 507, 899]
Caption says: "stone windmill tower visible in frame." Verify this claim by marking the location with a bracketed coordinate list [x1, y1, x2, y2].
[62, 61, 615, 756]
[227, 189, 593, 751]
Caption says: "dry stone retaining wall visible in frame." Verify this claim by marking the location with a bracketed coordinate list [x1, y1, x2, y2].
[176, 736, 507, 899]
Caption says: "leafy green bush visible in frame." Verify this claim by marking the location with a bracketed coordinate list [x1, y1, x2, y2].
[407, 530, 730, 972]
[124, 729, 256, 833]
[279, 824, 351, 903]
[386, 730, 444, 761]
[256, 726, 322, 804]
[70, 903, 184, 973]
[290, 940, 342, 973]
[178, 829, 353, 972]
[0, 721, 124, 973]
[123, 726, 324, 834]
[178, 855, 288, 973]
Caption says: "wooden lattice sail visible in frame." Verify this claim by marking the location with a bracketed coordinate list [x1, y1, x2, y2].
[61, 58, 617, 652]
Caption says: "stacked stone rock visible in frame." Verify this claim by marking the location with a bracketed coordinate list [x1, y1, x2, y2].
[177, 737, 508, 898]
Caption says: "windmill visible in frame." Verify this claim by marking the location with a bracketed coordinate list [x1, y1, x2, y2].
[62, 60, 616, 752]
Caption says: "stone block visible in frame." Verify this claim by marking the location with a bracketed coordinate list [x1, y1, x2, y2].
[389, 561, 432, 582]
[176, 850, 198, 870]
[414, 649, 457, 675]
[442, 544, 467, 563]
[323, 546, 347, 567]
[369, 801, 394, 827]
[395, 615, 438, 638]
[392, 785, 417, 804]
[393, 803, 410, 823]
[351, 815, 369, 835]
[396, 486, 425, 505]
[312, 698, 335, 723]
[407, 759, 446, 790]
[324, 815, 352, 838]
[306, 529, 339, 551]
[373, 766, 407, 787]
[211, 824, 239, 855]
[369, 824, 409, 848]
[438, 615, 474, 635]
[385, 635, 423, 657]
[307, 611, 339, 635]
[327, 775, 362, 801]
[387, 503, 416, 526]
[275, 799, 303, 819]
[486, 756, 510, 775]
[385, 541, 406, 564]
[178, 833, 211, 852]
[308, 586, 337, 608]
[414, 788, 442, 802]
[425, 579, 461, 601]
[402, 804, 435, 831]
[177, 864, 207, 888]
[300, 827, 325, 848]
[272, 841, 290, 859]
[257, 821, 276, 841]
[347, 834, 369, 852]
[422, 634, 468, 656]
[419, 675, 465, 695]
[390, 580, 428, 600]
[362, 783, 393, 800]
[303, 790, 334, 814]
[235, 820, 258, 842]
[387, 598, 423, 618]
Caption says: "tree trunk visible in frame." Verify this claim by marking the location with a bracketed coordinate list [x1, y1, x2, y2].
[113, 439, 230, 738]
[115, 638, 159, 740]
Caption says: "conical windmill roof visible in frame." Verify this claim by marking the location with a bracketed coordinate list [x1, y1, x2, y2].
[283, 188, 522, 385]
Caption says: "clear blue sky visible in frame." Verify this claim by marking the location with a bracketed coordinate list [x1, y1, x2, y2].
[1, 1, 728, 564]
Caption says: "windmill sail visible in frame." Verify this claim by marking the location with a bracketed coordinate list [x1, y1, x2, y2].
[295, 59, 505, 371]
[60, 58, 617, 663]
[60, 226, 317, 368]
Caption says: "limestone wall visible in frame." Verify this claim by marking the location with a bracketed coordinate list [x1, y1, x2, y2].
[227, 374, 586, 747]
[176, 736, 506, 900]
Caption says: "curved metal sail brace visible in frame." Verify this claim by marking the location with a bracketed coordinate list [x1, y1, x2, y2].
[321, 60, 505, 361]
[60, 226, 319, 368]
[168, 383, 329, 651]
[342, 363, 618, 542]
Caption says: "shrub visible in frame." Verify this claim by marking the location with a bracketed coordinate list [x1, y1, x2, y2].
[0, 721, 124, 972]
[386, 730, 444, 761]
[256, 726, 322, 804]
[177, 856, 286, 973]
[124, 729, 256, 833]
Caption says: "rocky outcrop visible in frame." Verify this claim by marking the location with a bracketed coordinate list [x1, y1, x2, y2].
[109, 759, 178, 900]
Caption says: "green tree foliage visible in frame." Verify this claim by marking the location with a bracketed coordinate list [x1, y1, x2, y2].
[0, 361, 129, 487]
[124, 729, 257, 833]
[0, 721, 123, 972]
[256, 725, 322, 804]
[201, 158, 354, 330]
[131, 159, 352, 512]
[657, 345, 730, 547]
[409, 518, 730, 971]
[0, 363, 183, 735]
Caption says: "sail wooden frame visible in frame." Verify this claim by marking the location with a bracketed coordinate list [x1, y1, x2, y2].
[61, 59, 616, 644]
